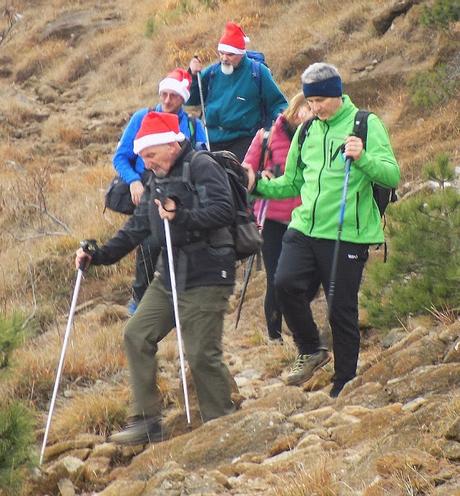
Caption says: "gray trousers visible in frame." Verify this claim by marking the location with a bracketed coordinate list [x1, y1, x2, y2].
[123, 278, 235, 422]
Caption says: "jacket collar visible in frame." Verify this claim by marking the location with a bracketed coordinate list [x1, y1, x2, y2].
[325, 95, 357, 125]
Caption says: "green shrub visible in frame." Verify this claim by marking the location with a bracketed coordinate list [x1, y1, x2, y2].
[409, 65, 459, 109]
[421, 0, 460, 29]
[198, 0, 219, 8]
[0, 402, 35, 494]
[362, 155, 460, 328]
[145, 17, 156, 38]
[0, 312, 27, 369]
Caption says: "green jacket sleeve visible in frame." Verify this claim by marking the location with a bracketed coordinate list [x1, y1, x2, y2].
[255, 126, 305, 199]
[353, 114, 400, 188]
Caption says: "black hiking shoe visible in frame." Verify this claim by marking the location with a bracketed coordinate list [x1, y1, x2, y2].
[330, 380, 349, 398]
[285, 350, 331, 386]
[108, 415, 163, 446]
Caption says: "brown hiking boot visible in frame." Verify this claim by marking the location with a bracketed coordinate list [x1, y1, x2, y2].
[285, 350, 331, 386]
[108, 415, 163, 446]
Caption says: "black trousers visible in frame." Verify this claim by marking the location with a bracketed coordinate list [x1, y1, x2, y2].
[133, 234, 161, 303]
[261, 219, 288, 339]
[274, 229, 368, 383]
[211, 136, 254, 163]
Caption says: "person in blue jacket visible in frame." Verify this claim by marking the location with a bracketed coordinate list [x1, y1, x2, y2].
[113, 68, 207, 315]
[188, 21, 287, 162]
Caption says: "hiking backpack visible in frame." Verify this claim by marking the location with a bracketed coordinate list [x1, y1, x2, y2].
[184, 150, 263, 260]
[207, 51, 271, 130]
[297, 110, 397, 217]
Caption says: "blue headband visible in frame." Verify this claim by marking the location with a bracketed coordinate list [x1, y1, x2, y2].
[302, 76, 342, 98]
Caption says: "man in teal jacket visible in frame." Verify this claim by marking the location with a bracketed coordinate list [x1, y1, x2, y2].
[188, 21, 287, 161]
[249, 62, 400, 397]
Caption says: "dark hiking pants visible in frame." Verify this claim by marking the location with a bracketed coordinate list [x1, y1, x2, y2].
[274, 229, 368, 383]
[261, 219, 288, 340]
[123, 278, 235, 422]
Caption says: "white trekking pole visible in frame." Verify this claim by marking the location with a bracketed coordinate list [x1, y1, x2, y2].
[163, 218, 191, 424]
[39, 240, 97, 465]
[196, 66, 210, 152]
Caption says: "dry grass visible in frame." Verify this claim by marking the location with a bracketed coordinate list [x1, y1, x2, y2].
[263, 339, 298, 378]
[14, 40, 67, 83]
[271, 458, 339, 496]
[3, 319, 125, 406]
[49, 385, 130, 442]
[41, 114, 86, 146]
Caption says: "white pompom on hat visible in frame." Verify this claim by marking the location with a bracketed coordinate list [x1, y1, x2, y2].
[133, 111, 184, 155]
[217, 21, 250, 55]
[158, 68, 192, 102]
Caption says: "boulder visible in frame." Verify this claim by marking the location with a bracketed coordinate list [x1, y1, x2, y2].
[385, 363, 460, 402]
[39, 10, 120, 44]
[95, 480, 146, 496]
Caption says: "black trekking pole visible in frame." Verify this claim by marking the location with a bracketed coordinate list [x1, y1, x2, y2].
[39, 239, 97, 465]
[234, 164, 280, 331]
[327, 157, 353, 320]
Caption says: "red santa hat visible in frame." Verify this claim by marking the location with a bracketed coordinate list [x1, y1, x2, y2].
[217, 22, 250, 55]
[133, 112, 184, 154]
[158, 68, 192, 102]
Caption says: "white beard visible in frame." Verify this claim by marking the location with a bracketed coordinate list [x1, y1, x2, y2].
[220, 63, 234, 75]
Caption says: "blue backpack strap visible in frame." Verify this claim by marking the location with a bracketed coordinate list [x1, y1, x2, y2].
[250, 59, 268, 130]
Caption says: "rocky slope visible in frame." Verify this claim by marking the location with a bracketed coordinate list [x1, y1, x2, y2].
[34, 294, 460, 495]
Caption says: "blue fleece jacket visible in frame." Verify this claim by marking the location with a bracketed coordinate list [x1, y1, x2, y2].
[187, 55, 287, 144]
[112, 105, 207, 184]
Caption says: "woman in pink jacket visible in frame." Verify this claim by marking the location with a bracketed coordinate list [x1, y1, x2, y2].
[242, 93, 312, 343]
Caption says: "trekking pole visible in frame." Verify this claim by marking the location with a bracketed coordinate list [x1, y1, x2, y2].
[234, 254, 255, 331]
[195, 62, 210, 151]
[163, 217, 191, 425]
[39, 239, 97, 466]
[234, 162, 281, 330]
[234, 198, 269, 330]
[327, 157, 353, 320]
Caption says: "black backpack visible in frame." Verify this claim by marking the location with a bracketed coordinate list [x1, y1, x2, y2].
[184, 150, 263, 260]
[297, 110, 397, 217]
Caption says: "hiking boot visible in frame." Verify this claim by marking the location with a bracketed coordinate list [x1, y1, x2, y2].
[127, 298, 138, 317]
[108, 416, 163, 446]
[285, 350, 330, 386]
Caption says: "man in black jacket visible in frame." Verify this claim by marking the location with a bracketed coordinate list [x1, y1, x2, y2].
[76, 112, 236, 445]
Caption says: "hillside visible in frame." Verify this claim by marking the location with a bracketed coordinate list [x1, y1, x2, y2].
[0, 0, 459, 494]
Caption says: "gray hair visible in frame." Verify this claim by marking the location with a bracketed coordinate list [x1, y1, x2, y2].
[301, 63, 341, 84]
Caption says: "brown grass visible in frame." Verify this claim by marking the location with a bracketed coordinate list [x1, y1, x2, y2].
[271, 458, 339, 496]
[49, 385, 130, 442]
[3, 319, 126, 406]
[14, 40, 67, 83]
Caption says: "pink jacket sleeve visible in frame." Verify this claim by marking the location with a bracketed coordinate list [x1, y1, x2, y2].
[243, 129, 264, 173]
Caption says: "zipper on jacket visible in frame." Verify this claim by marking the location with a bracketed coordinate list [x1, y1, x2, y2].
[328, 141, 333, 167]
[309, 123, 329, 234]
[355, 192, 360, 234]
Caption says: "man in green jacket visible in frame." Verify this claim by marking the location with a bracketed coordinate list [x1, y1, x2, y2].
[188, 21, 287, 161]
[248, 62, 400, 397]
